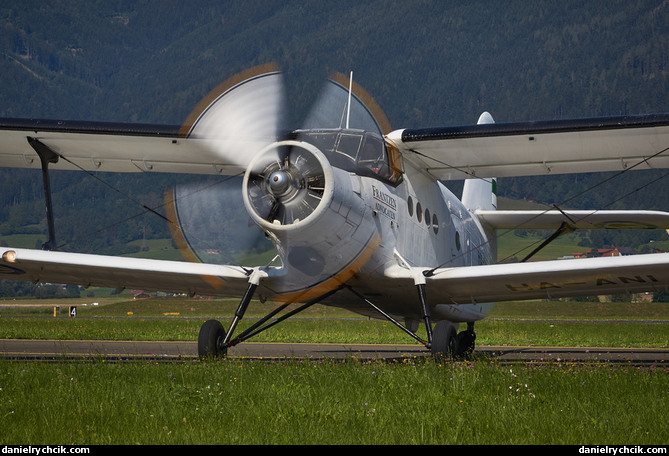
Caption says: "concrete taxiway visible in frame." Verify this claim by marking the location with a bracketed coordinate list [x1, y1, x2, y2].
[0, 339, 666, 364]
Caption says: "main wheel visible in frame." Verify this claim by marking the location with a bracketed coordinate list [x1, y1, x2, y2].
[430, 320, 457, 358]
[198, 319, 227, 359]
[454, 329, 476, 359]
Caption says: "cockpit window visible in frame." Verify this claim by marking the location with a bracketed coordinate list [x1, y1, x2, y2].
[305, 132, 338, 153]
[358, 135, 393, 179]
[298, 129, 403, 186]
[337, 134, 362, 157]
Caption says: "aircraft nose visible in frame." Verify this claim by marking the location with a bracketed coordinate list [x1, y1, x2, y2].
[244, 139, 332, 228]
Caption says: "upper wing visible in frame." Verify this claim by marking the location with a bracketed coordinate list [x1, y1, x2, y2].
[0, 118, 247, 175]
[387, 113, 669, 180]
[0, 247, 257, 297]
[0, 67, 284, 176]
[385, 253, 669, 303]
[5, 112, 669, 179]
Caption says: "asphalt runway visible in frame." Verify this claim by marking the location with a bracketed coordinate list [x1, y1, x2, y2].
[1, 339, 667, 364]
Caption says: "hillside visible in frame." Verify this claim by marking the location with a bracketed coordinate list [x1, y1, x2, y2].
[1, 0, 668, 264]
[2, 1, 668, 124]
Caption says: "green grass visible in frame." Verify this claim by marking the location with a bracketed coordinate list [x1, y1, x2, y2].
[1, 298, 668, 347]
[0, 314, 667, 348]
[0, 297, 668, 445]
[497, 230, 588, 262]
[0, 358, 666, 445]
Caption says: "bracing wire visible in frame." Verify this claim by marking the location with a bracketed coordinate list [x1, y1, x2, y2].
[414, 143, 669, 276]
[37, 130, 669, 277]
[52, 153, 246, 264]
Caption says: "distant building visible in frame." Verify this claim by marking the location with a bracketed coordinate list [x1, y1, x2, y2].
[560, 246, 636, 260]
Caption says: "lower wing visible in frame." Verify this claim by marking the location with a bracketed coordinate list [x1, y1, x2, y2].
[4, 246, 669, 305]
[0, 247, 255, 297]
[386, 253, 669, 303]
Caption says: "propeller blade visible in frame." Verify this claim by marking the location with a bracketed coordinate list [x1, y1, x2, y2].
[166, 68, 389, 301]
[183, 64, 286, 171]
[167, 177, 275, 266]
[301, 72, 391, 136]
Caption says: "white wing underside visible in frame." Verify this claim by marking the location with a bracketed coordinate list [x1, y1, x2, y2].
[385, 253, 669, 303]
[389, 113, 669, 180]
[4, 246, 669, 304]
[2, 113, 669, 303]
[1, 113, 668, 179]
[0, 247, 255, 297]
[0, 126, 249, 175]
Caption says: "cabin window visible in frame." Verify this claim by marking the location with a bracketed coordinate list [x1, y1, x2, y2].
[304, 132, 338, 152]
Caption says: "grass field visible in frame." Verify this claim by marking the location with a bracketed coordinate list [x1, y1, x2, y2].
[0, 356, 667, 445]
[2, 296, 668, 347]
[0, 296, 668, 445]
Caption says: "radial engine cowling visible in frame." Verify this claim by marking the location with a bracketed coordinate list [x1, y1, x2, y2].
[243, 140, 379, 299]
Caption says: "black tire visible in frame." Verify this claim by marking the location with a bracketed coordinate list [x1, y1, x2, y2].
[453, 329, 476, 359]
[198, 319, 227, 359]
[430, 320, 457, 357]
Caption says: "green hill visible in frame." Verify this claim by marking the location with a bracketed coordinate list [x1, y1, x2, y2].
[0, 0, 668, 265]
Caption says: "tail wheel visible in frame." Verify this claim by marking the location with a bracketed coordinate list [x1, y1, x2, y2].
[198, 319, 227, 358]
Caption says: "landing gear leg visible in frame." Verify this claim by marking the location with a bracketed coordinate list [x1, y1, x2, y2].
[198, 280, 345, 359]
[416, 283, 433, 348]
[198, 272, 262, 359]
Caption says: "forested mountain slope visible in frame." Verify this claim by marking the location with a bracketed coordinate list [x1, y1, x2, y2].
[1, 0, 668, 259]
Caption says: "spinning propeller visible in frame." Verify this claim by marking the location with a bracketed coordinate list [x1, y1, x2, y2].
[167, 64, 390, 298]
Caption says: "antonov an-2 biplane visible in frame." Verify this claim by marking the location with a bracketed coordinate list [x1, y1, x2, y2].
[2, 64, 669, 358]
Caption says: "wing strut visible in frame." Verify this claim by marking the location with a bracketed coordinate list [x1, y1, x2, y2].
[519, 221, 574, 262]
[27, 137, 59, 251]
[416, 283, 433, 347]
[198, 272, 347, 358]
[345, 285, 431, 348]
